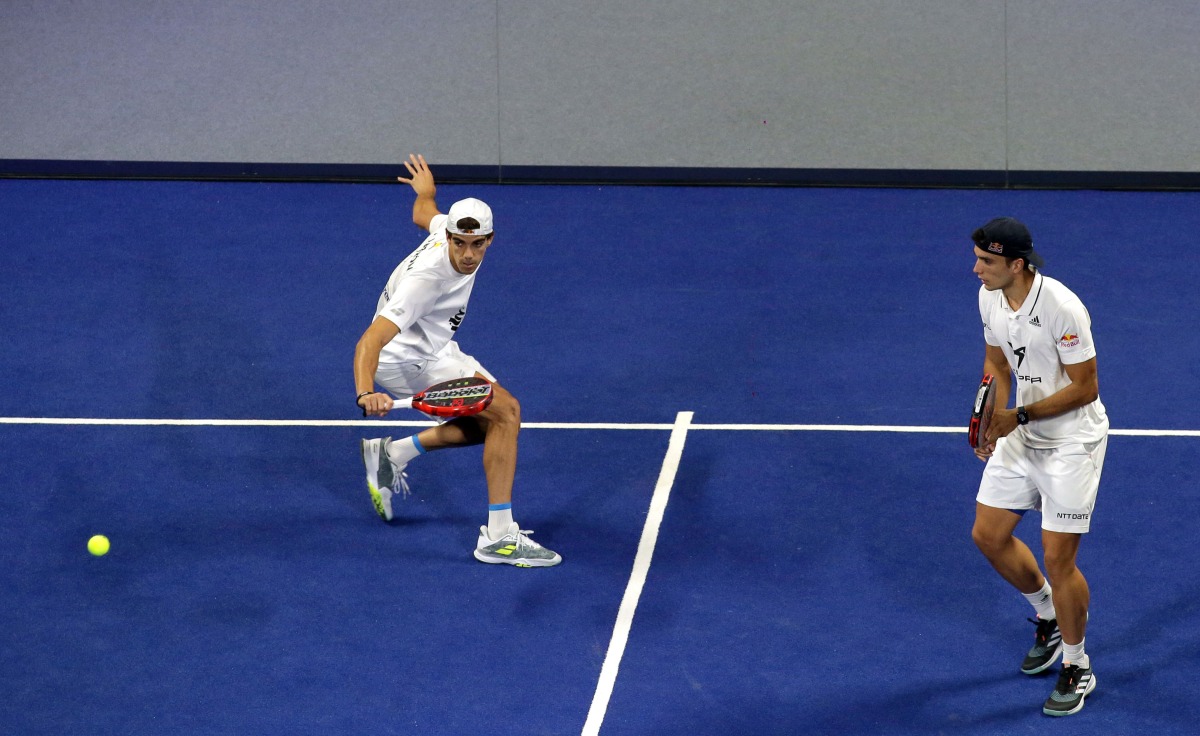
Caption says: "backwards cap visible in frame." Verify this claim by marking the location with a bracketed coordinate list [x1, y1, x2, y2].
[972, 216, 1044, 268]
[445, 198, 493, 236]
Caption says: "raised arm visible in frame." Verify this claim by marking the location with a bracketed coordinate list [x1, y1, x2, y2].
[396, 153, 441, 231]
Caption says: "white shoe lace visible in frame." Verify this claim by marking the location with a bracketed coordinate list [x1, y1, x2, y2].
[516, 529, 545, 550]
[377, 439, 411, 499]
[391, 465, 410, 498]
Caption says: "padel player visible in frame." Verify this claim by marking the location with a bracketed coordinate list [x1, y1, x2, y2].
[969, 217, 1108, 716]
[353, 154, 561, 567]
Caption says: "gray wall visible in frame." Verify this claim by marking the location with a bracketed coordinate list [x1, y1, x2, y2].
[2, 1, 1198, 178]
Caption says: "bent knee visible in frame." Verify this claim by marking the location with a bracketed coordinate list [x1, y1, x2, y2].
[488, 386, 521, 425]
[972, 504, 1022, 557]
[971, 524, 1009, 557]
[1043, 552, 1080, 581]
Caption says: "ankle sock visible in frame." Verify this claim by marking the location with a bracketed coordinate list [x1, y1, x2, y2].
[386, 435, 426, 466]
[488, 503, 513, 539]
[1022, 581, 1057, 622]
[1063, 640, 1088, 669]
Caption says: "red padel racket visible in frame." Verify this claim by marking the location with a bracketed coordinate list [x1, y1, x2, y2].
[389, 376, 493, 418]
[968, 373, 996, 448]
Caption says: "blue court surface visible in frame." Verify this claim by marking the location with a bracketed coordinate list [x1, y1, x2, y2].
[2, 179, 1198, 735]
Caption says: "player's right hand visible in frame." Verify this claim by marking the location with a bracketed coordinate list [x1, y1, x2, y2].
[357, 392, 394, 417]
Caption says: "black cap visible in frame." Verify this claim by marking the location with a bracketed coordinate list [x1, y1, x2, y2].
[972, 217, 1044, 268]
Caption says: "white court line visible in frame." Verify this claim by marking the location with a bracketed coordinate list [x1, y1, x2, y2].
[0, 417, 437, 427]
[581, 411, 693, 736]
[0, 417, 668, 429]
[0, 416, 1197, 437]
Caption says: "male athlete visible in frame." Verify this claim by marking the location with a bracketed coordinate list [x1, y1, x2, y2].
[969, 217, 1108, 716]
[353, 153, 561, 567]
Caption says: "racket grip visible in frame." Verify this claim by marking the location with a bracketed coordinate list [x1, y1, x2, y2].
[388, 397, 415, 412]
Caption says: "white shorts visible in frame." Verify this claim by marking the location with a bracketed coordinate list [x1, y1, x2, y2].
[374, 340, 495, 401]
[976, 433, 1107, 534]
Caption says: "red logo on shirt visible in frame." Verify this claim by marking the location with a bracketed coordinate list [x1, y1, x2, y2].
[1058, 332, 1080, 348]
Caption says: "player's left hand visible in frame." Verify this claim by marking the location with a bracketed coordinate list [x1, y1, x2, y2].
[397, 153, 435, 197]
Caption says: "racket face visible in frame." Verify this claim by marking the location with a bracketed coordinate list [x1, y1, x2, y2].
[968, 373, 996, 448]
[411, 376, 493, 418]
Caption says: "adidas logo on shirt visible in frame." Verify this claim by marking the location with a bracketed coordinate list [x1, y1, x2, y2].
[1028, 315, 1042, 327]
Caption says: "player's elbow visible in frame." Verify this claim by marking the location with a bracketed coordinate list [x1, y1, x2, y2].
[1069, 376, 1099, 406]
[354, 331, 385, 363]
[1074, 369, 1100, 403]
[982, 359, 1009, 378]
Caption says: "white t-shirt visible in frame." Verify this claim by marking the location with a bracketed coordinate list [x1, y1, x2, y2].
[375, 214, 476, 363]
[979, 272, 1109, 448]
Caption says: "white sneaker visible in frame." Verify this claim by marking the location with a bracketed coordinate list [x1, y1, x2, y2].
[360, 437, 409, 521]
[473, 522, 562, 567]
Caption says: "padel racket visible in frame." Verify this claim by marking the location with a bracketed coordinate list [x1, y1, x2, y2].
[390, 376, 493, 418]
[968, 373, 996, 448]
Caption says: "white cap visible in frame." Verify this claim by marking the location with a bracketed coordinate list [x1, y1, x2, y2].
[445, 198, 493, 236]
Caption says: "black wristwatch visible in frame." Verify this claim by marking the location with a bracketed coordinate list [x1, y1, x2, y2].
[1016, 405, 1030, 425]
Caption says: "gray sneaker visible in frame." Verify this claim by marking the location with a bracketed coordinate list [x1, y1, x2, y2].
[360, 437, 409, 521]
[474, 523, 562, 567]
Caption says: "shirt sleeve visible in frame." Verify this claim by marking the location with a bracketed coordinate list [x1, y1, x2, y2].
[1050, 298, 1098, 365]
[978, 285, 1001, 347]
[378, 274, 439, 333]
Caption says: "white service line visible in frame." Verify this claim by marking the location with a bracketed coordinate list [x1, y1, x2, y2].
[0, 417, 678, 430]
[0, 417, 433, 428]
[581, 410, 694, 736]
[0, 415, 1195, 432]
[691, 423, 963, 432]
[0, 417, 675, 429]
[0, 417, 1196, 437]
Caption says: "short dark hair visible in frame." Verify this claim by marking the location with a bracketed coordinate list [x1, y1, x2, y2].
[453, 216, 481, 232]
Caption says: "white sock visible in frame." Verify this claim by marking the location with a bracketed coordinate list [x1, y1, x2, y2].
[488, 504, 514, 539]
[386, 435, 425, 467]
[1022, 581, 1057, 621]
[1063, 639, 1088, 669]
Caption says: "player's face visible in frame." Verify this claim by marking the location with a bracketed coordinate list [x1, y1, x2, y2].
[447, 232, 493, 275]
[972, 246, 1019, 291]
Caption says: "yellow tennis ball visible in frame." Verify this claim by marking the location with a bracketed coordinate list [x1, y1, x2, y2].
[87, 535, 110, 556]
